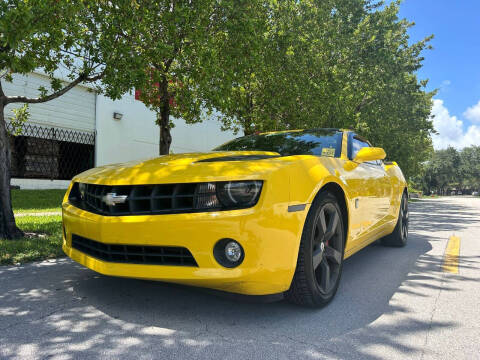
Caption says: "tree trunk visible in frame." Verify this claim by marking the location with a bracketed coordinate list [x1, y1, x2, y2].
[158, 78, 172, 155]
[243, 125, 254, 136]
[0, 101, 23, 239]
[158, 111, 172, 155]
[243, 92, 254, 135]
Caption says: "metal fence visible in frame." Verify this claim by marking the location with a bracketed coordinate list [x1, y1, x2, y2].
[6, 122, 95, 180]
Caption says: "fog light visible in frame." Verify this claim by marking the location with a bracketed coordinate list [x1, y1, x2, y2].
[213, 238, 244, 268]
[225, 241, 242, 262]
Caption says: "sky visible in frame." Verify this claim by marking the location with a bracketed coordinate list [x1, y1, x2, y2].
[397, 0, 480, 150]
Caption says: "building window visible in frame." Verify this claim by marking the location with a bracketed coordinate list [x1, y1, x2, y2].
[7, 122, 95, 180]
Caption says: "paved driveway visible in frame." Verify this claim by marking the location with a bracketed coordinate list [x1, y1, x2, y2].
[1, 197, 479, 359]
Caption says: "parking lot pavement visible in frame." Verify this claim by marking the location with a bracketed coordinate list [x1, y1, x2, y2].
[1, 197, 479, 360]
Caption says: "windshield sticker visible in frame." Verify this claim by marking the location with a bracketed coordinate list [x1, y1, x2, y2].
[322, 148, 335, 157]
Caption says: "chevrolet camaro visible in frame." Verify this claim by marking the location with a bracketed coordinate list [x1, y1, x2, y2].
[62, 129, 408, 307]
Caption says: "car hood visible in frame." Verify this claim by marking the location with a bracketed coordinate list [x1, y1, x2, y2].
[73, 151, 292, 185]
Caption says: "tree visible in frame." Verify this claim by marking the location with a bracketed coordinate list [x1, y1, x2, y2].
[209, 0, 435, 179]
[417, 147, 463, 195]
[132, 0, 269, 154]
[459, 146, 480, 192]
[341, 1, 436, 179]
[0, 0, 145, 239]
[204, 0, 300, 135]
[419, 146, 480, 195]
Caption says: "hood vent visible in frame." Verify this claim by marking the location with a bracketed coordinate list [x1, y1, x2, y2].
[196, 155, 279, 163]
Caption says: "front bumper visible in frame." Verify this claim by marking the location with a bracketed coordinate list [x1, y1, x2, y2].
[62, 201, 308, 295]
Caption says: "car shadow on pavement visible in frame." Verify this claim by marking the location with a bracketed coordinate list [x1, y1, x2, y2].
[1, 198, 479, 359]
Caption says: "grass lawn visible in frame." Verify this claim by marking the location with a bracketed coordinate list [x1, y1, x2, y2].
[1, 189, 66, 265]
[0, 215, 63, 265]
[11, 188, 65, 213]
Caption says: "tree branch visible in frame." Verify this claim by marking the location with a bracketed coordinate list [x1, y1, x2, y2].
[5, 71, 102, 105]
[354, 94, 375, 113]
[0, 69, 9, 80]
[164, 58, 174, 72]
[85, 71, 104, 82]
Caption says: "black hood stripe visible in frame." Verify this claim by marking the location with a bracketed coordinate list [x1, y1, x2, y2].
[196, 155, 280, 163]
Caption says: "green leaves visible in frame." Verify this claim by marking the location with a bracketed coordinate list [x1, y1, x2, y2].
[119, 0, 273, 152]
[205, 0, 435, 178]
[8, 104, 29, 135]
[415, 146, 480, 195]
[1, 1, 84, 82]
[1, 0, 436, 167]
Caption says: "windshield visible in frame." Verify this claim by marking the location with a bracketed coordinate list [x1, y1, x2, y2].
[214, 129, 343, 157]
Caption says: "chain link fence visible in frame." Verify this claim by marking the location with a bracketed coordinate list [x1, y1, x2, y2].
[6, 122, 95, 180]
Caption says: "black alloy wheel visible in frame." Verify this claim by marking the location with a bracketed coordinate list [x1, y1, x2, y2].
[400, 194, 409, 242]
[312, 203, 343, 295]
[286, 192, 345, 307]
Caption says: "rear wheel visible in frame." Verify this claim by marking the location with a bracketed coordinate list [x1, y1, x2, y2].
[381, 191, 408, 247]
[286, 192, 345, 307]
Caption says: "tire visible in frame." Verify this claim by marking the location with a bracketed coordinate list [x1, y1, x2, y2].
[381, 191, 409, 247]
[286, 192, 345, 307]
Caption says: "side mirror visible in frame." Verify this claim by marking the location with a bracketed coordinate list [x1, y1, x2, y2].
[353, 147, 386, 163]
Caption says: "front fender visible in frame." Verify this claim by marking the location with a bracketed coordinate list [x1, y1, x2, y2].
[287, 156, 352, 205]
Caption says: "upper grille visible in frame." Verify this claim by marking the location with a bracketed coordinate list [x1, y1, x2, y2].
[69, 182, 211, 216]
[71, 234, 198, 267]
[68, 181, 262, 216]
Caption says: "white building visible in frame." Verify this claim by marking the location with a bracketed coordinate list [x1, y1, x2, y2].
[4, 72, 235, 189]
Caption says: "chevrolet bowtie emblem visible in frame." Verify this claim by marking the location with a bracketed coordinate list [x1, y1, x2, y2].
[102, 193, 128, 206]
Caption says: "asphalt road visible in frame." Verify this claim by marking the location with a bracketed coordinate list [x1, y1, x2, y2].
[1, 197, 479, 360]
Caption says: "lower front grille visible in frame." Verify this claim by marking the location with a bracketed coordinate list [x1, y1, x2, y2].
[71, 234, 198, 267]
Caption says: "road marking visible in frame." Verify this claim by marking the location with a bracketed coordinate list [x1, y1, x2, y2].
[442, 235, 460, 274]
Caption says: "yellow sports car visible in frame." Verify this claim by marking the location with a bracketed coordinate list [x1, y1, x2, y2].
[62, 129, 408, 307]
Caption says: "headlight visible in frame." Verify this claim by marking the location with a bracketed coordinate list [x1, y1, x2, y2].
[193, 181, 263, 210]
[195, 182, 221, 209]
[216, 181, 263, 208]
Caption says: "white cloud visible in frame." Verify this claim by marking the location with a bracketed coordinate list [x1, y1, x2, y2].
[440, 80, 451, 90]
[437, 80, 451, 96]
[464, 100, 480, 123]
[430, 99, 480, 150]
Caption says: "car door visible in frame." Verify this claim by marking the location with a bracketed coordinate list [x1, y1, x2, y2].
[342, 134, 391, 242]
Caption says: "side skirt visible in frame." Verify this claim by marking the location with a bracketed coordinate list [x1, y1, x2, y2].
[344, 220, 397, 258]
